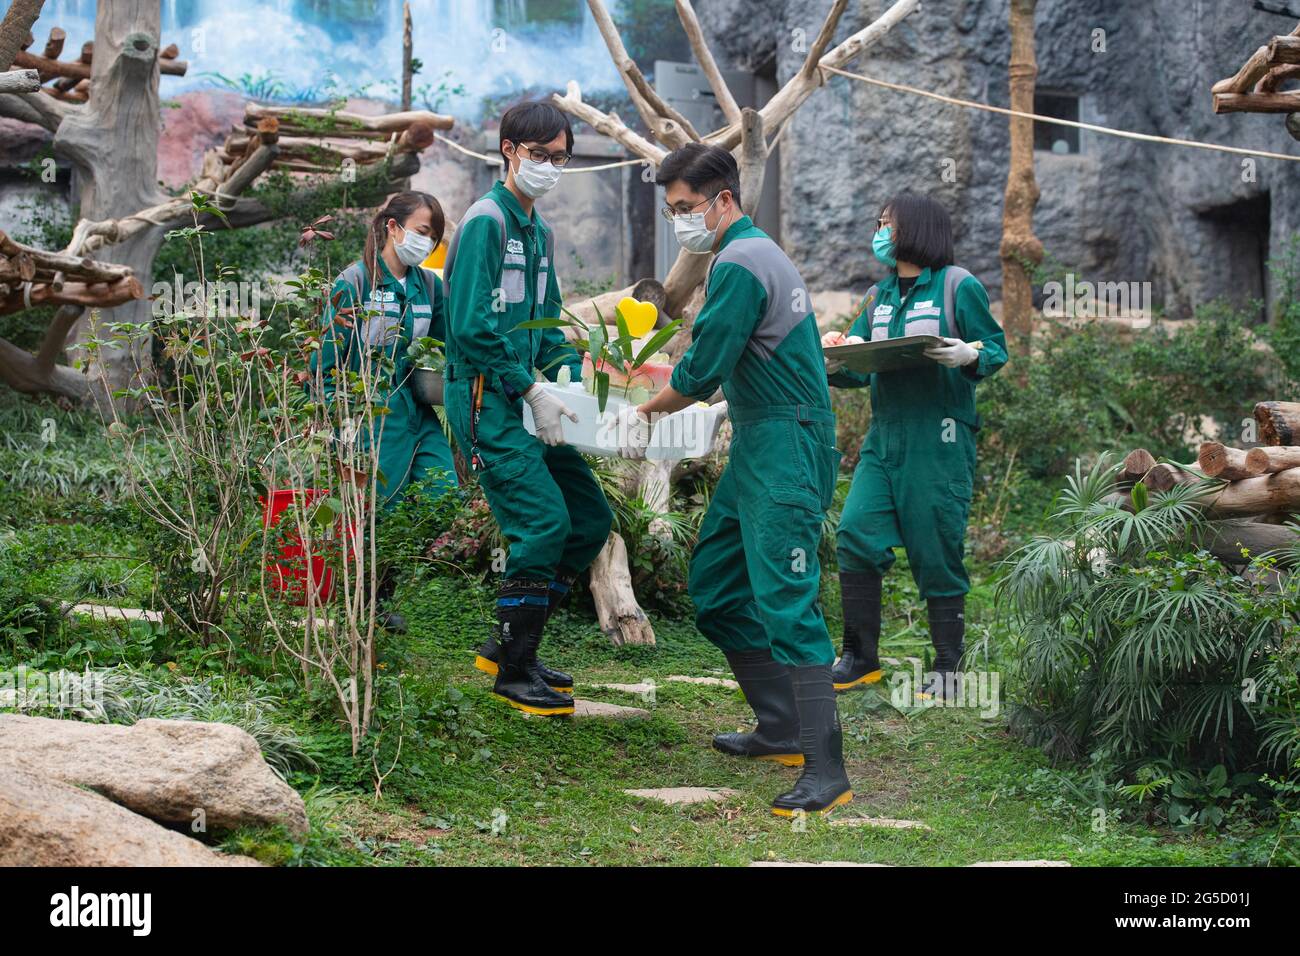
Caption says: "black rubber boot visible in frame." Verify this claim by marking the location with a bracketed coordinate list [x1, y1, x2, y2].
[373, 568, 407, 634]
[831, 570, 883, 691]
[712, 649, 803, 767]
[474, 571, 575, 692]
[771, 665, 853, 816]
[918, 595, 966, 702]
[491, 580, 574, 716]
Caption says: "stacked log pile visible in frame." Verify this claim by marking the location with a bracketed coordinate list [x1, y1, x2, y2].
[0, 230, 142, 317]
[1116, 402, 1300, 566]
[216, 103, 452, 179]
[2, 26, 187, 102]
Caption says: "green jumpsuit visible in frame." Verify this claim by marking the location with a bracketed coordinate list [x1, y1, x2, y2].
[315, 258, 457, 508]
[442, 182, 613, 583]
[676, 216, 840, 668]
[830, 266, 1007, 597]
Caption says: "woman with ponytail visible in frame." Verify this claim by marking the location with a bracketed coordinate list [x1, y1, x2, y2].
[314, 191, 457, 630]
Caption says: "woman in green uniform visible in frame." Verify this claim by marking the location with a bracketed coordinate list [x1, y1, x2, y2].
[823, 192, 1007, 700]
[314, 191, 458, 630]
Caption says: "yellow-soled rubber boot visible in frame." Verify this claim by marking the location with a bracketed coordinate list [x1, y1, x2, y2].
[491, 581, 574, 717]
[712, 649, 803, 767]
[832, 570, 884, 692]
[771, 665, 853, 816]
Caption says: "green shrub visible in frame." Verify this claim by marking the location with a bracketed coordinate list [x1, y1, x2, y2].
[999, 456, 1300, 821]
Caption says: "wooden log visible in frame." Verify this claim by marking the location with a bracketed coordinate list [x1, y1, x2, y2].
[41, 28, 66, 61]
[243, 102, 453, 136]
[1258, 62, 1300, 92]
[1213, 91, 1300, 114]
[0, 231, 136, 285]
[1146, 462, 1201, 493]
[1198, 441, 1262, 480]
[1201, 518, 1299, 566]
[1213, 44, 1274, 95]
[0, 68, 39, 94]
[1245, 445, 1300, 475]
[588, 532, 655, 646]
[0, 275, 142, 315]
[1254, 401, 1300, 445]
[12, 49, 86, 82]
[1207, 467, 1300, 517]
[1270, 35, 1300, 65]
[1122, 448, 1157, 481]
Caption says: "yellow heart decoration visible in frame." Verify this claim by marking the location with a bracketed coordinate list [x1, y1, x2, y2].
[617, 297, 658, 338]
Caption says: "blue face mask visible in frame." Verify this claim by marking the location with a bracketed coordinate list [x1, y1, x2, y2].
[872, 226, 897, 269]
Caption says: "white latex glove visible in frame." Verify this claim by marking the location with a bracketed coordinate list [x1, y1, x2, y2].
[524, 384, 578, 446]
[616, 404, 652, 460]
[822, 330, 848, 375]
[923, 337, 979, 368]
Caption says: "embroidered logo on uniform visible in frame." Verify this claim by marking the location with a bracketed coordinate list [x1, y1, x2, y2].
[873, 304, 894, 317]
[915, 300, 935, 309]
[507, 238, 524, 255]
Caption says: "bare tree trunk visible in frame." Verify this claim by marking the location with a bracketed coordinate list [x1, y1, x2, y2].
[0, 0, 46, 72]
[999, 0, 1043, 347]
[53, 0, 169, 397]
[400, 2, 413, 112]
[589, 533, 655, 646]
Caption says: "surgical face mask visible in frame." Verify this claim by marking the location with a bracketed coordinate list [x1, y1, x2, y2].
[511, 148, 563, 199]
[674, 194, 721, 254]
[394, 225, 434, 266]
[872, 226, 897, 269]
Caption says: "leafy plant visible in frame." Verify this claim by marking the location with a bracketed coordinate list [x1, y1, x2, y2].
[1000, 454, 1299, 788]
[515, 299, 680, 412]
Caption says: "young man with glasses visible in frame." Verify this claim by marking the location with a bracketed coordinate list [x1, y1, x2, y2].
[443, 101, 613, 717]
[618, 143, 851, 817]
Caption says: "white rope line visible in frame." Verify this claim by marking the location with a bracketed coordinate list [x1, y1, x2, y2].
[822, 65, 1300, 164]
[433, 131, 645, 173]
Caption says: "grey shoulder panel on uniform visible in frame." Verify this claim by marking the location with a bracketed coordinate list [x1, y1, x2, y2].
[943, 266, 974, 340]
[713, 236, 812, 362]
[443, 198, 506, 290]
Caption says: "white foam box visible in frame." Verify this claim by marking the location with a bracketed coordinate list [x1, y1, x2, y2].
[521, 382, 724, 461]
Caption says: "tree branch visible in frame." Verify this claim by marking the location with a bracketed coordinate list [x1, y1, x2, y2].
[675, 0, 742, 127]
[0, 0, 46, 72]
[711, 0, 921, 150]
[552, 81, 667, 165]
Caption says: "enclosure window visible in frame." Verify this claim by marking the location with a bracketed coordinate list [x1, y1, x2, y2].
[1034, 93, 1081, 154]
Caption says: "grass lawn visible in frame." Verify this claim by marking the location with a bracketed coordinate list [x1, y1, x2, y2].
[285, 576, 1266, 867]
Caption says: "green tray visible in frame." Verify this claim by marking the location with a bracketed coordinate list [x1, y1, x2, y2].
[824, 335, 944, 374]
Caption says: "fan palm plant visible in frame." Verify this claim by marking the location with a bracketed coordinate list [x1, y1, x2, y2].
[1000, 454, 1300, 777]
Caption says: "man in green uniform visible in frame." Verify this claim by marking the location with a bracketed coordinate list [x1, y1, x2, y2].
[443, 101, 613, 717]
[620, 144, 850, 816]
[825, 192, 1007, 700]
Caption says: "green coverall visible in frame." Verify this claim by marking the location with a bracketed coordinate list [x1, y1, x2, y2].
[442, 182, 613, 583]
[315, 257, 457, 508]
[830, 266, 1008, 597]
[676, 216, 840, 668]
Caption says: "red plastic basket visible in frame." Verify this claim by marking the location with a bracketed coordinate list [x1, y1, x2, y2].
[262, 489, 355, 606]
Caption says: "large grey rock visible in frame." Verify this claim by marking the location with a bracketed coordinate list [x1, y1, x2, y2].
[696, 0, 1299, 319]
[0, 768, 262, 867]
[0, 714, 307, 836]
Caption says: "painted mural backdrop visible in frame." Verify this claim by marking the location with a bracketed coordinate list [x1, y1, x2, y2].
[34, 0, 687, 116]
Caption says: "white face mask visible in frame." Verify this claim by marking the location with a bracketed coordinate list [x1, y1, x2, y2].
[394, 225, 433, 266]
[673, 193, 722, 254]
[511, 148, 563, 199]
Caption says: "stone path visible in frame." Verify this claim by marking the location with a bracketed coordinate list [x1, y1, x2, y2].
[572, 699, 649, 719]
[623, 787, 737, 806]
[65, 603, 162, 623]
[831, 815, 932, 831]
[665, 675, 739, 689]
